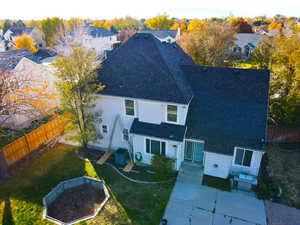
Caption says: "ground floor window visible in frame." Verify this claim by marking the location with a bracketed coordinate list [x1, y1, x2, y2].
[234, 147, 253, 167]
[145, 138, 166, 156]
[123, 129, 129, 141]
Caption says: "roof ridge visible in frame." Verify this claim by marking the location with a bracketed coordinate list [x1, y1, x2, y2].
[153, 39, 192, 103]
[151, 37, 187, 102]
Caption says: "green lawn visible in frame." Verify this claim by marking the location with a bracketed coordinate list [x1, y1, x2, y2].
[0, 145, 175, 225]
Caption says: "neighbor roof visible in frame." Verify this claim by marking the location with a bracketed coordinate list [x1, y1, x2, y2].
[98, 33, 194, 104]
[9, 27, 34, 37]
[34, 49, 57, 60]
[130, 118, 186, 142]
[87, 26, 116, 38]
[235, 33, 264, 48]
[183, 66, 270, 155]
[0, 49, 40, 70]
[139, 30, 178, 39]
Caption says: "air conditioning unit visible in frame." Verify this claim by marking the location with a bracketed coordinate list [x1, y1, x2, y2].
[234, 173, 257, 191]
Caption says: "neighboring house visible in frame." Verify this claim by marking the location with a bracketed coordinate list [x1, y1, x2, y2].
[3, 26, 45, 49]
[89, 33, 270, 180]
[0, 49, 58, 130]
[80, 26, 118, 57]
[233, 33, 264, 57]
[139, 29, 180, 43]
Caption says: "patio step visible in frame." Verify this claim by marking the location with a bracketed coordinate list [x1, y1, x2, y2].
[123, 162, 134, 172]
[96, 151, 113, 165]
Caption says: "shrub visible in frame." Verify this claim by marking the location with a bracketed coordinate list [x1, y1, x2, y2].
[151, 155, 175, 180]
[254, 153, 280, 199]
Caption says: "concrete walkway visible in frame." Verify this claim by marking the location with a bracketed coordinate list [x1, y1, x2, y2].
[163, 163, 267, 225]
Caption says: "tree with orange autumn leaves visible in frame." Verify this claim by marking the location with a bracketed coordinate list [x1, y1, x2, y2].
[14, 35, 37, 53]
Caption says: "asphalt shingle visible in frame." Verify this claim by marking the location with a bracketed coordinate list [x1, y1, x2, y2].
[183, 66, 270, 155]
[130, 118, 186, 142]
[98, 33, 194, 104]
[0, 49, 40, 70]
[139, 30, 178, 39]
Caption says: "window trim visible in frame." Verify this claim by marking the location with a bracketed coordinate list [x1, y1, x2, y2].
[165, 104, 178, 124]
[124, 99, 136, 117]
[144, 137, 167, 156]
[101, 124, 109, 135]
[122, 128, 129, 142]
[233, 147, 254, 168]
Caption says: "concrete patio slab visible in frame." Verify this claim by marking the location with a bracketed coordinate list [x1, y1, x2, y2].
[162, 162, 267, 225]
[213, 213, 257, 225]
[215, 191, 267, 225]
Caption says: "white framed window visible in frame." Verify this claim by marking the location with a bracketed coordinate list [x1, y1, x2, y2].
[145, 138, 166, 156]
[123, 128, 129, 141]
[166, 104, 178, 123]
[102, 125, 108, 134]
[124, 99, 135, 116]
[234, 147, 253, 167]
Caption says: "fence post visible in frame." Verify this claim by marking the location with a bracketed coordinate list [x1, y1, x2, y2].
[0, 150, 8, 179]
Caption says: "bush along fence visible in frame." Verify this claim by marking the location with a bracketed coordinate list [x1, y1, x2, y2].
[0, 114, 71, 178]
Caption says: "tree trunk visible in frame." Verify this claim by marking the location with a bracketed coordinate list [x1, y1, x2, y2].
[0, 150, 8, 179]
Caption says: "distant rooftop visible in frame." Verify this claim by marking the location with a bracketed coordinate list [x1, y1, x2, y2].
[235, 33, 264, 48]
[0, 49, 39, 70]
[8, 27, 34, 36]
[139, 30, 178, 39]
[87, 26, 116, 38]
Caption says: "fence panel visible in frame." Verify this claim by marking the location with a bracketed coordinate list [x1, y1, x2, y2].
[2, 137, 29, 166]
[1, 114, 70, 166]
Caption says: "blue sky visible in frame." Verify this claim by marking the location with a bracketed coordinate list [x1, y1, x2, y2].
[2, 0, 300, 19]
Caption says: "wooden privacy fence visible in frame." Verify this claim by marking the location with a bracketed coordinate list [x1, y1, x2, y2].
[1, 114, 70, 166]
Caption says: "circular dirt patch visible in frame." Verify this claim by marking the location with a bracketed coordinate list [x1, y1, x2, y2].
[47, 184, 105, 223]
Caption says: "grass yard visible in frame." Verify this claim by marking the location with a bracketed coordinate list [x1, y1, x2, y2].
[267, 147, 300, 209]
[202, 175, 231, 191]
[0, 144, 175, 225]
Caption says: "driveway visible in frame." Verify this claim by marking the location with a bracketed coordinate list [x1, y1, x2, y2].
[163, 163, 267, 225]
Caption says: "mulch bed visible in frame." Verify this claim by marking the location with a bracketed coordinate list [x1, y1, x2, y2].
[47, 184, 105, 223]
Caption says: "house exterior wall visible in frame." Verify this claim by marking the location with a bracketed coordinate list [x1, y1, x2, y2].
[203, 152, 233, 179]
[138, 99, 188, 125]
[81, 35, 117, 56]
[132, 134, 184, 170]
[89, 95, 188, 169]
[231, 149, 264, 176]
[203, 149, 264, 179]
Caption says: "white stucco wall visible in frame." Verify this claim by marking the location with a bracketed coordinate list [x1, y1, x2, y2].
[203, 149, 264, 179]
[89, 95, 135, 150]
[138, 99, 188, 125]
[89, 95, 188, 168]
[204, 152, 233, 179]
[132, 134, 183, 170]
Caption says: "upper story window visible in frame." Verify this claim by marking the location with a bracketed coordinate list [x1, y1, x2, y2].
[166, 105, 178, 123]
[124, 99, 135, 116]
[234, 147, 253, 167]
[102, 125, 108, 134]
